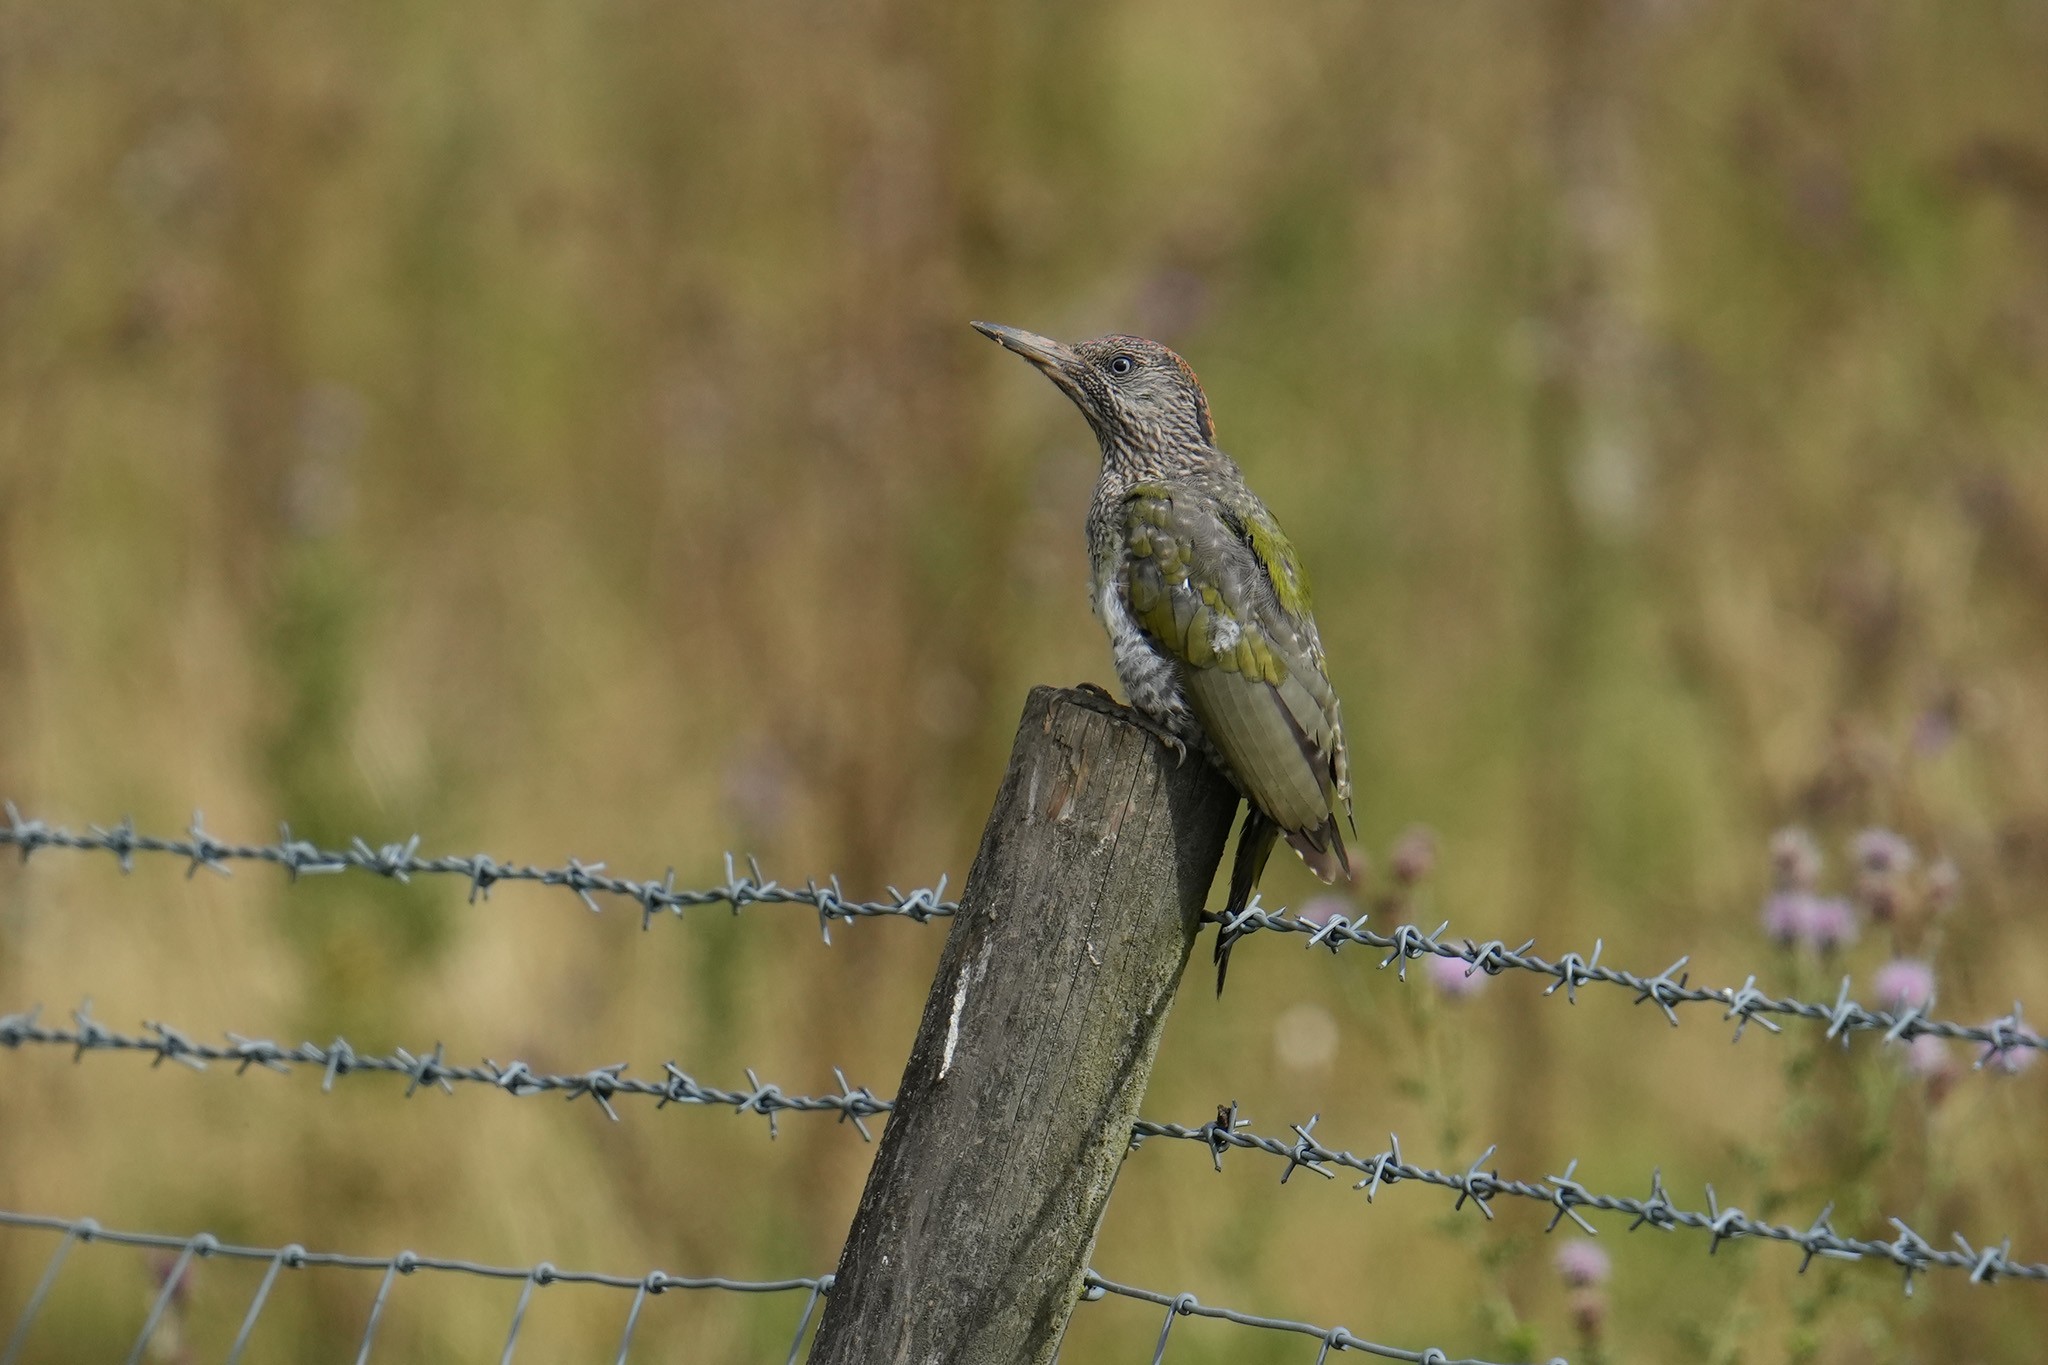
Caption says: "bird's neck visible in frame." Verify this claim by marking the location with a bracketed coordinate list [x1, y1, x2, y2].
[1095, 433, 1233, 489]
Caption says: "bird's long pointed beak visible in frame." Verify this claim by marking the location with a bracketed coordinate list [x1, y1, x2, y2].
[971, 321, 1088, 401]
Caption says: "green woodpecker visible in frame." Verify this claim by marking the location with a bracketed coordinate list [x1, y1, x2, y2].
[972, 322, 1353, 994]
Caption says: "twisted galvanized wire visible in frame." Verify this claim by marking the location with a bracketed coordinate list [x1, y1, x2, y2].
[0, 1209, 832, 1365]
[0, 1211, 1507, 1365]
[1078, 1271, 1563, 1365]
[0, 1002, 889, 1138]
[0, 806, 955, 941]
[5, 808, 2036, 1060]
[1131, 1106, 2046, 1293]
[1210, 894, 2044, 1057]
[9, 998, 2036, 1295]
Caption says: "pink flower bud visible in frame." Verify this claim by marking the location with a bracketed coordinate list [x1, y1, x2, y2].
[1554, 1239, 1610, 1288]
[1801, 896, 1859, 954]
[1770, 827, 1824, 891]
[1903, 1033, 1952, 1075]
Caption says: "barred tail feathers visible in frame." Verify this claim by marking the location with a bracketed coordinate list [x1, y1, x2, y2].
[1283, 816, 1349, 883]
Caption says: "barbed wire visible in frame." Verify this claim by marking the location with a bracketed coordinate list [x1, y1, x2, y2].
[6, 808, 2038, 1062]
[1209, 895, 2045, 1057]
[0, 806, 956, 942]
[0, 1002, 889, 1138]
[0, 1210, 1512, 1365]
[10, 805, 2045, 1347]
[9, 998, 2036, 1296]
[1130, 1108, 2045, 1294]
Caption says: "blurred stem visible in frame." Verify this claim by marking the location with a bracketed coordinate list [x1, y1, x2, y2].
[1503, 0, 1631, 1233]
[0, 465, 23, 1221]
[1494, 0, 1657, 1326]
[0, 473, 21, 802]
[1401, 953, 1530, 1354]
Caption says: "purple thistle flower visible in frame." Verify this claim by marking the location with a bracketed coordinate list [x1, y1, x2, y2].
[1554, 1239, 1611, 1288]
[1760, 891, 1812, 946]
[1852, 829, 1917, 921]
[1801, 896, 1859, 953]
[1425, 951, 1486, 999]
[1853, 828, 1916, 878]
[1872, 959, 1935, 1012]
[1769, 827, 1824, 892]
[1763, 892, 1860, 953]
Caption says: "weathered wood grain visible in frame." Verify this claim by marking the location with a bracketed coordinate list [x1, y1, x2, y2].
[808, 685, 1238, 1365]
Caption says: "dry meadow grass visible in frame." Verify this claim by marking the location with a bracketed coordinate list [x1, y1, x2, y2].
[4, 2, 2048, 1359]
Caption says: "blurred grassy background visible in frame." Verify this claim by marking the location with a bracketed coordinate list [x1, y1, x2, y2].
[5, 0, 2048, 1359]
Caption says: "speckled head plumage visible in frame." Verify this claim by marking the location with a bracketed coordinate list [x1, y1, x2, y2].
[970, 323, 1216, 468]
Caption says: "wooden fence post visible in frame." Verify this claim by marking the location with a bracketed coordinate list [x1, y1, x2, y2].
[807, 685, 1238, 1365]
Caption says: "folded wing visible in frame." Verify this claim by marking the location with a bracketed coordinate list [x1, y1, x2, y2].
[1120, 484, 1351, 880]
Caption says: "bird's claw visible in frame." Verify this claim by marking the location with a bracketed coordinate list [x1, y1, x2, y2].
[1130, 712, 1190, 766]
[1072, 683, 1189, 766]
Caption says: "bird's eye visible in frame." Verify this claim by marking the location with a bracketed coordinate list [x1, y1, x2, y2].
[1108, 355, 1135, 376]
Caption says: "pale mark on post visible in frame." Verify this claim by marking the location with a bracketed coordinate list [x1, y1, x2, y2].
[938, 938, 993, 1082]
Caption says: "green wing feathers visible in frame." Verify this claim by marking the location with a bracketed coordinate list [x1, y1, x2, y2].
[1121, 486, 1351, 882]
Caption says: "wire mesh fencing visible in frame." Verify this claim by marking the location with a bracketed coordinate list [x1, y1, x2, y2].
[0, 1209, 833, 1365]
[0, 1211, 1533, 1365]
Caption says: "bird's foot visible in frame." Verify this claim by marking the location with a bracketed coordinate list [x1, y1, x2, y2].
[1071, 683, 1189, 765]
[1129, 712, 1190, 767]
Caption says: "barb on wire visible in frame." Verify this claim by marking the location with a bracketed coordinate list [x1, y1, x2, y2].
[1131, 1111, 2048, 1294]
[0, 1003, 891, 1138]
[0, 807, 955, 942]
[1080, 1270, 1560, 1365]
[1211, 893, 2045, 1058]
[0, 1209, 829, 1365]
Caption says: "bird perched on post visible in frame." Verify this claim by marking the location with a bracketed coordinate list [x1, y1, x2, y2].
[972, 321, 1352, 994]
